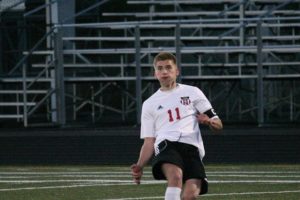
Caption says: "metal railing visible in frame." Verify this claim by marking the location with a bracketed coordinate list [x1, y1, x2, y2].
[1, 0, 299, 127]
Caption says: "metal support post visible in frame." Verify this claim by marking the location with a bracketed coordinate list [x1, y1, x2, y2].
[91, 86, 95, 123]
[0, 23, 2, 75]
[54, 28, 66, 126]
[238, 2, 245, 76]
[198, 55, 202, 76]
[290, 81, 294, 121]
[256, 20, 264, 126]
[175, 23, 182, 83]
[22, 64, 28, 127]
[135, 25, 142, 125]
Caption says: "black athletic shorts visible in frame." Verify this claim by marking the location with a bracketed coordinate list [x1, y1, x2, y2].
[152, 140, 208, 195]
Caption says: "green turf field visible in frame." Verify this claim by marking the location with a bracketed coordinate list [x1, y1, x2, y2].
[0, 164, 299, 200]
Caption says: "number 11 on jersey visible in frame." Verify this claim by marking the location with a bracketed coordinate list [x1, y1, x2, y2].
[167, 107, 181, 122]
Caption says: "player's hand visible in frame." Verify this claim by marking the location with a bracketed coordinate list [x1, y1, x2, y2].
[131, 164, 143, 184]
[197, 113, 223, 131]
[196, 113, 211, 126]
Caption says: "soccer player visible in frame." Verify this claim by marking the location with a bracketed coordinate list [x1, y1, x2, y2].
[131, 52, 223, 200]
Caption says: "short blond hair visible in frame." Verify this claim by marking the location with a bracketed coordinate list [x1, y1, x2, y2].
[153, 52, 177, 67]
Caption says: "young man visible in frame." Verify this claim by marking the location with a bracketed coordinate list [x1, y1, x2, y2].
[131, 52, 223, 200]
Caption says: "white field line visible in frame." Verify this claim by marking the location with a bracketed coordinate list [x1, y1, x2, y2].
[102, 190, 300, 200]
[0, 183, 118, 192]
[1, 179, 300, 193]
[1, 169, 299, 179]
[2, 174, 300, 179]
[103, 196, 164, 200]
[0, 179, 142, 183]
[210, 174, 300, 178]
[3, 181, 300, 193]
[1, 171, 300, 175]
[0, 171, 151, 175]
[0, 175, 153, 179]
[210, 180, 300, 183]
[204, 190, 300, 196]
[0, 181, 164, 192]
[1, 179, 300, 184]
[1, 170, 300, 192]
[0, 179, 299, 193]
[207, 171, 300, 174]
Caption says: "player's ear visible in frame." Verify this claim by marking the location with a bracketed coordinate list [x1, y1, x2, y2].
[154, 70, 158, 78]
[176, 67, 180, 76]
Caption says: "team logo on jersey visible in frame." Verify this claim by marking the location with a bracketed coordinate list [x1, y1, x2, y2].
[180, 96, 191, 105]
[157, 105, 163, 110]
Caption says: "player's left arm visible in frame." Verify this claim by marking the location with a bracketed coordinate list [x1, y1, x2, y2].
[193, 87, 223, 132]
[197, 109, 223, 132]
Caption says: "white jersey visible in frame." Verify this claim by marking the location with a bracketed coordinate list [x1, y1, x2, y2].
[140, 83, 217, 160]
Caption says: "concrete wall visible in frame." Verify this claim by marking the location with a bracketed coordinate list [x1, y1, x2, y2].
[0, 127, 299, 165]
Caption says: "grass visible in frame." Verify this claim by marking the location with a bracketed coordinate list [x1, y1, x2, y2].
[0, 164, 299, 200]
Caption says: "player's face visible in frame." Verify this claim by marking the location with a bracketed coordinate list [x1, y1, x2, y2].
[154, 59, 179, 90]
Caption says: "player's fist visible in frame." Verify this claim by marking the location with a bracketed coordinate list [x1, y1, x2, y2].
[131, 164, 143, 184]
[196, 113, 210, 125]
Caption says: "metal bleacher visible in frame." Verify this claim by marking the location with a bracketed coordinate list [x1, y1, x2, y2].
[0, 0, 300, 127]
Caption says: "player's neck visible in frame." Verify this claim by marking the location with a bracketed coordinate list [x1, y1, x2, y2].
[160, 82, 178, 91]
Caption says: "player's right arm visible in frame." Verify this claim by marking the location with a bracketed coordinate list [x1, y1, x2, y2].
[132, 100, 156, 184]
[131, 137, 155, 184]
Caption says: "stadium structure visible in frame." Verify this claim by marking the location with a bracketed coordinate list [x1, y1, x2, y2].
[0, 0, 299, 164]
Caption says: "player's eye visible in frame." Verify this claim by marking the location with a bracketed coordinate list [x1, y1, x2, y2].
[166, 65, 172, 70]
[155, 65, 173, 72]
[156, 66, 163, 71]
